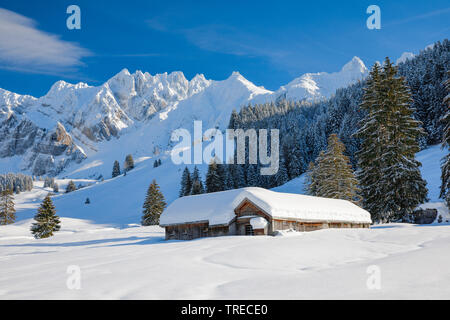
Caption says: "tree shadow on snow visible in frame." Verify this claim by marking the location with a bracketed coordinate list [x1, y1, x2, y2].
[369, 225, 399, 229]
[0, 235, 166, 248]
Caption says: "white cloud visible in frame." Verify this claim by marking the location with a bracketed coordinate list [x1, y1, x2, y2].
[0, 8, 91, 74]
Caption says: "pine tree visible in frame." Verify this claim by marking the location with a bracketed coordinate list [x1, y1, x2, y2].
[124, 154, 135, 171]
[226, 164, 245, 190]
[179, 167, 192, 197]
[306, 134, 360, 203]
[153, 160, 158, 168]
[306, 152, 326, 196]
[355, 58, 428, 222]
[30, 194, 61, 239]
[0, 189, 16, 225]
[191, 180, 205, 195]
[205, 159, 225, 193]
[53, 183, 59, 193]
[142, 180, 166, 226]
[440, 72, 450, 207]
[275, 154, 289, 187]
[112, 160, 121, 177]
[65, 180, 77, 193]
[158, 159, 162, 166]
[246, 164, 258, 187]
[85, 198, 90, 204]
[190, 166, 205, 195]
[304, 162, 315, 195]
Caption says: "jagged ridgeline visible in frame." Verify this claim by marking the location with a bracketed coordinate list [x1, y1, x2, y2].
[228, 39, 449, 189]
[0, 173, 33, 193]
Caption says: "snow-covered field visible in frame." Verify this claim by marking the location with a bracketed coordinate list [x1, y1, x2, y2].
[1, 222, 449, 299]
[0, 145, 449, 299]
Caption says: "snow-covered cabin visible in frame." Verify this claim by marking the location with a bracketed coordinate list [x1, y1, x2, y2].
[160, 187, 372, 240]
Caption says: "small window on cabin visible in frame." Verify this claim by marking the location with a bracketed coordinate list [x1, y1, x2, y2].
[245, 224, 254, 236]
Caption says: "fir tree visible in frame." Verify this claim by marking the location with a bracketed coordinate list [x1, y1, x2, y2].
[53, 183, 59, 193]
[179, 167, 192, 197]
[304, 162, 315, 195]
[190, 166, 205, 195]
[191, 180, 205, 195]
[142, 180, 166, 226]
[112, 160, 121, 177]
[65, 180, 77, 193]
[205, 159, 225, 193]
[440, 72, 450, 207]
[124, 154, 135, 171]
[246, 164, 258, 187]
[226, 164, 245, 189]
[306, 152, 326, 196]
[85, 198, 90, 204]
[30, 194, 61, 239]
[0, 189, 16, 225]
[306, 134, 360, 203]
[275, 154, 289, 187]
[158, 159, 162, 166]
[355, 58, 428, 222]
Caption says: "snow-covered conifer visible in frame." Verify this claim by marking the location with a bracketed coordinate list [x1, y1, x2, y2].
[124, 154, 135, 171]
[179, 167, 192, 197]
[142, 180, 166, 226]
[66, 180, 77, 193]
[30, 194, 60, 239]
[205, 159, 225, 193]
[190, 166, 205, 195]
[112, 160, 121, 177]
[0, 189, 16, 225]
[356, 58, 428, 222]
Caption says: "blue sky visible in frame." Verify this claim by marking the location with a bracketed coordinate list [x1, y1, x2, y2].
[0, 0, 449, 96]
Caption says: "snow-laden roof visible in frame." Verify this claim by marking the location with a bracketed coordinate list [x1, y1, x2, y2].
[250, 217, 268, 229]
[160, 187, 372, 226]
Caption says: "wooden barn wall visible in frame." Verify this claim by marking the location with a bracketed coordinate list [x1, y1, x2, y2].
[165, 223, 233, 240]
[272, 220, 370, 232]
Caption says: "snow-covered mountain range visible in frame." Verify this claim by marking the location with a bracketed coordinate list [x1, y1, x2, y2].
[0, 57, 368, 176]
[254, 56, 368, 103]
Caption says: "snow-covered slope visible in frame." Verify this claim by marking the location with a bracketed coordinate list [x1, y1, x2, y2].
[5, 143, 446, 229]
[396, 52, 415, 65]
[1, 221, 450, 299]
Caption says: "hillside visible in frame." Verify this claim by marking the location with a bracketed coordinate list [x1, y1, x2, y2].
[4, 144, 447, 228]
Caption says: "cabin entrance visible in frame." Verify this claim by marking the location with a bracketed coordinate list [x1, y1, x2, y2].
[245, 224, 254, 236]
